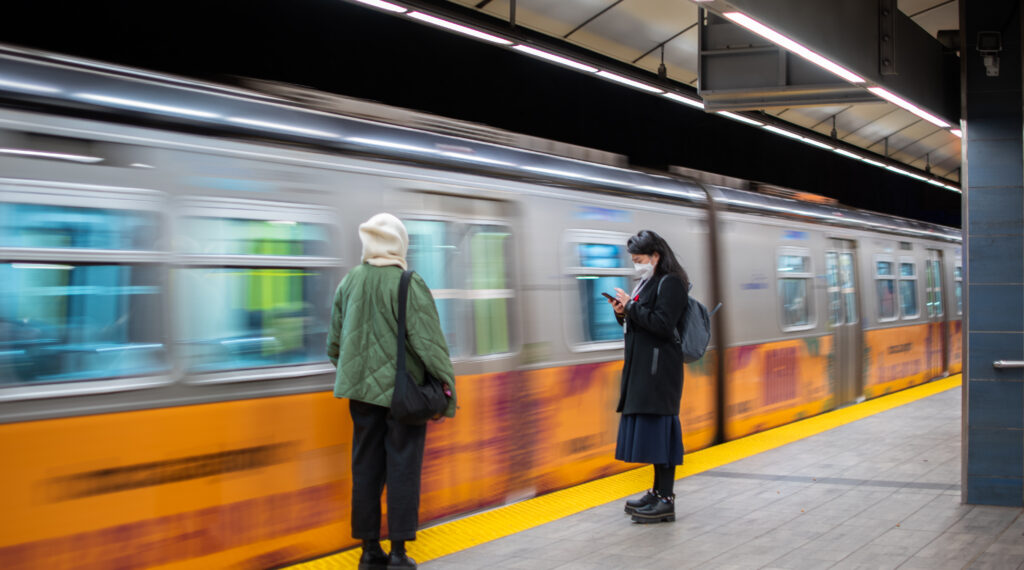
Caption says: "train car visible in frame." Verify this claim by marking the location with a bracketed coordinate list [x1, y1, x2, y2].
[0, 45, 960, 569]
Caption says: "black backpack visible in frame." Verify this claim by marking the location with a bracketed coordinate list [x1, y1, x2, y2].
[659, 276, 719, 364]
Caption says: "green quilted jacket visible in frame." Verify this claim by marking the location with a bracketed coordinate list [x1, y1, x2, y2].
[327, 263, 456, 417]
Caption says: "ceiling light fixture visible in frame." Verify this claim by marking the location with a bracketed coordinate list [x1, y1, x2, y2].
[662, 92, 704, 109]
[352, 0, 407, 13]
[833, 148, 862, 160]
[595, 71, 664, 94]
[867, 87, 950, 128]
[723, 12, 865, 84]
[763, 125, 805, 140]
[407, 11, 513, 45]
[717, 111, 762, 126]
[886, 165, 929, 182]
[951, 128, 962, 138]
[512, 45, 598, 73]
[800, 138, 833, 150]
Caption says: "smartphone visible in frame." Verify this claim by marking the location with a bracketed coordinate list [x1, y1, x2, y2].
[601, 292, 616, 301]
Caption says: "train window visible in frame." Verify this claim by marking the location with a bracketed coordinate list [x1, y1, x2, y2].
[0, 203, 168, 385]
[576, 243, 631, 342]
[778, 250, 814, 330]
[0, 202, 159, 250]
[825, 252, 858, 327]
[178, 217, 329, 256]
[178, 216, 333, 374]
[825, 253, 842, 326]
[899, 260, 919, 318]
[406, 220, 459, 355]
[468, 225, 512, 356]
[406, 219, 515, 358]
[925, 260, 944, 318]
[840, 253, 857, 324]
[954, 265, 963, 316]
[875, 258, 897, 321]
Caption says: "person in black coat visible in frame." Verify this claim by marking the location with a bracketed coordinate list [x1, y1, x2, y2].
[606, 229, 690, 524]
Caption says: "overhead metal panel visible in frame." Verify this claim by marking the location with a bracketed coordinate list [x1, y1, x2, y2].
[569, 0, 697, 59]
[438, 0, 961, 182]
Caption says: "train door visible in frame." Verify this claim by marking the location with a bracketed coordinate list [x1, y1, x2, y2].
[826, 239, 864, 405]
[925, 249, 949, 375]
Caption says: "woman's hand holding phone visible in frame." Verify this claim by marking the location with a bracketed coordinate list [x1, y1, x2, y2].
[603, 291, 625, 315]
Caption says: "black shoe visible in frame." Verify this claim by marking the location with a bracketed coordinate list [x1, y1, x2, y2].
[358, 549, 389, 570]
[624, 490, 659, 515]
[387, 551, 417, 569]
[631, 494, 675, 523]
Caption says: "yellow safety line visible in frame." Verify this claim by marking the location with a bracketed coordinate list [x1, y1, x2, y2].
[291, 375, 962, 569]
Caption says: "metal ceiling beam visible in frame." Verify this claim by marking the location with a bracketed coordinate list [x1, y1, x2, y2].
[695, 0, 958, 123]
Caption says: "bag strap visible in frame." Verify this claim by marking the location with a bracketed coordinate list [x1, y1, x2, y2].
[396, 269, 414, 373]
[657, 274, 688, 345]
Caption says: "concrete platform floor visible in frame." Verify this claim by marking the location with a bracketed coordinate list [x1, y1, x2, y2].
[423, 387, 1024, 570]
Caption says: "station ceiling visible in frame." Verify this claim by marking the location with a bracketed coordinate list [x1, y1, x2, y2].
[438, 0, 961, 184]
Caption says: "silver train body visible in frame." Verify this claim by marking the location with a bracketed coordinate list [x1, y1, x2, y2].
[0, 45, 961, 567]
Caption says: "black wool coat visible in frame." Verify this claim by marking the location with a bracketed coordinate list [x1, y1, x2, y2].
[616, 273, 687, 416]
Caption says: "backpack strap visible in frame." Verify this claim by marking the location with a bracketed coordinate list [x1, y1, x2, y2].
[657, 274, 686, 345]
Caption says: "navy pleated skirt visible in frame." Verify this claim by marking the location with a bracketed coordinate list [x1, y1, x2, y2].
[615, 413, 684, 466]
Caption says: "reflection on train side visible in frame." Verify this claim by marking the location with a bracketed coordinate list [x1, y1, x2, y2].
[0, 203, 166, 383]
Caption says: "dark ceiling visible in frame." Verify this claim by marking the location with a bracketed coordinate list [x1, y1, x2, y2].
[0, 0, 962, 226]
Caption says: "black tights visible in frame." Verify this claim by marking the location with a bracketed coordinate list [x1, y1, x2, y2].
[652, 464, 675, 496]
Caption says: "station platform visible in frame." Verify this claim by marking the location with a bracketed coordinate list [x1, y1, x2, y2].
[293, 376, 1024, 569]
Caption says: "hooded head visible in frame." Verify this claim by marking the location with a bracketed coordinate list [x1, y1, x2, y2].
[359, 213, 409, 270]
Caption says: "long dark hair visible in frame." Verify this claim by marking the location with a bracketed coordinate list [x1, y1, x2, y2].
[627, 229, 690, 289]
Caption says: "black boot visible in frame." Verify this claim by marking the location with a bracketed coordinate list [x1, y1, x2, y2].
[631, 493, 675, 523]
[624, 490, 660, 515]
[358, 544, 389, 570]
[387, 551, 417, 569]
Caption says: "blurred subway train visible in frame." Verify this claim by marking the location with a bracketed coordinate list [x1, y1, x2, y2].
[0, 45, 961, 568]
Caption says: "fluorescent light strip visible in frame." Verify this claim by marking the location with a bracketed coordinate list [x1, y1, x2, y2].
[833, 148, 862, 160]
[0, 148, 103, 163]
[407, 11, 512, 45]
[76, 93, 219, 119]
[951, 129, 962, 138]
[227, 117, 338, 138]
[513, 45, 598, 73]
[723, 12, 864, 84]
[717, 111, 762, 126]
[867, 87, 951, 128]
[662, 92, 704, 109]
[762, 125, 804, 141]
[801, 138, 833, 150]
[0, 78, 61, 94]
[861, 157, 886, 168]
[886, 165, 929, 181]
[352, 0, 407, 13]
[595, 71, 664, 94]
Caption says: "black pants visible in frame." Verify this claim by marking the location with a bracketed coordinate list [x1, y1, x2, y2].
[349, 399, 427, 542]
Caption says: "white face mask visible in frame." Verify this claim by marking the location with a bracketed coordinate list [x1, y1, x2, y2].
[634, 262, 654, 280]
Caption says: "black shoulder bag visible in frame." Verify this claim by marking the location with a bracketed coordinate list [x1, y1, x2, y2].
[391, 269, 449, 425]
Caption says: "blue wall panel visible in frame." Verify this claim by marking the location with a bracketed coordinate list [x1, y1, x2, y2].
[963, 0, 1024, 506]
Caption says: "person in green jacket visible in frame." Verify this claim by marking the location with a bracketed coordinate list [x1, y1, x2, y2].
[328, 213, 456, 570]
